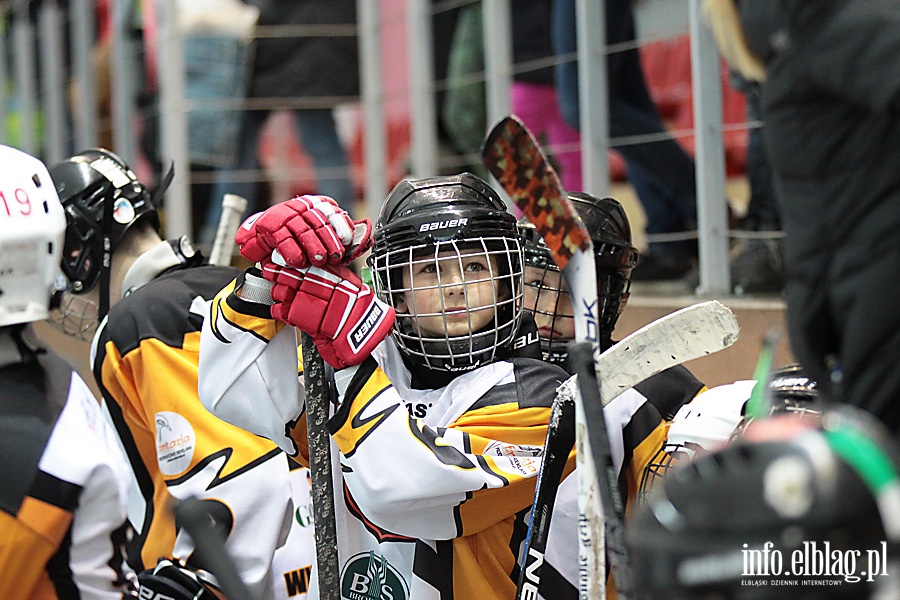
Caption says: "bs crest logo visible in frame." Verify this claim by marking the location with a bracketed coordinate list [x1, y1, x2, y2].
[340, 552, 409, 600]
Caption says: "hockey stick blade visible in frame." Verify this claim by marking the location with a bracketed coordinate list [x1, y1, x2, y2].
[556, 300, 740, 405]
[484, 114, 629, 600]
[482, 116, 589, 271]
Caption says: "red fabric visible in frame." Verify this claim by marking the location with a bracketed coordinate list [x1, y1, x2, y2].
[641, 35, 749, 176]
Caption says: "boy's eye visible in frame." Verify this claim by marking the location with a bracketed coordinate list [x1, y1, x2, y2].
[419, 264, 438, 274]
[464, 262, 485, 272]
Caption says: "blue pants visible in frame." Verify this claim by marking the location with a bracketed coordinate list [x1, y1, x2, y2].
[205, 107, 354, 240]
[552, 0, 698, 259]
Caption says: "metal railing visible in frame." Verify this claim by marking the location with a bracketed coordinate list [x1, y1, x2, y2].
[0, 0, 754, 295]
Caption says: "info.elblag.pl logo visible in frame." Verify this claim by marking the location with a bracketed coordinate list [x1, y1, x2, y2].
[742, 541, 889, 587]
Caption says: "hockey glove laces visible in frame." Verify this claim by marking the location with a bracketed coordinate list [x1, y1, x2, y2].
[236, 195, 372, 268]
[262, 255, 395, 369]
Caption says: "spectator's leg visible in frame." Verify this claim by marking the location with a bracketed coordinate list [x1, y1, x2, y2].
[292, 108, 355, 214]
[551, 0, 579, 129]
[202, 109, 270, 244]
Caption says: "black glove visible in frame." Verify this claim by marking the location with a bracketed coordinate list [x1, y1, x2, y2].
[136, 558, 225, 600]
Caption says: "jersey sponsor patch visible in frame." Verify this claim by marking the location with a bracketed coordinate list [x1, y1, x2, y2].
[484, 441, 543, 477]
[340, 552, 409, 600]
[155, 411, 196, 475]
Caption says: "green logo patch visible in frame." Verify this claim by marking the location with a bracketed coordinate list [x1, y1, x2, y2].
[340, 552, 409, 600]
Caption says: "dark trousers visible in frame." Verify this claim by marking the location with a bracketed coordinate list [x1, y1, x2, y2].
[552, 0, 698, 259]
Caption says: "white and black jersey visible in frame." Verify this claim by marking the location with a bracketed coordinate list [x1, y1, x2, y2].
[200, 280, 573, 600]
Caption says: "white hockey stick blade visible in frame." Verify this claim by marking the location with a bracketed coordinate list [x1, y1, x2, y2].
[558, 300, 739, 404]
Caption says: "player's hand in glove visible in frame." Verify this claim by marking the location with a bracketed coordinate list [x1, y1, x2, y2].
[136, 558, 226, 600]
[235, 195, 372, 268]
[265, 261, 395, 369]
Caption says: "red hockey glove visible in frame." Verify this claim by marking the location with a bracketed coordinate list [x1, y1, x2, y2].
[235, 195, 372, 268]
[267, 262, 395, 369]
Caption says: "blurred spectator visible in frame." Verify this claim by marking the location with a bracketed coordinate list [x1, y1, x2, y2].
[706, 0, 900, 436]
[202, 0, 359, 244]
[511, 0, 582, 192]
[441, 0, 581, 191]
[552, 0, 700, 280]
[726, 73, 784, 294]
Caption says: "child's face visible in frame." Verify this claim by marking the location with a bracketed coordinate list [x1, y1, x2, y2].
[398, 249, 503, 338]
[523, 265, 576, 341]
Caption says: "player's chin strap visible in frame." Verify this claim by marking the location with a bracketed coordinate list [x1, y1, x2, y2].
[98, 182, 116, 320]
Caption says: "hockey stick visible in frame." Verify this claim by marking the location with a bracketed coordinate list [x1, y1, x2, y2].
[745, 328, 781, 420]
[518, 299, 739, 596]
[556, 300, 740, 404]
[209, 193, 248, 267]
[174, 496, 253, 600]
[481, 114, 619, 599]
[516, 391, 576, 599]
[302, 333, 341, 599]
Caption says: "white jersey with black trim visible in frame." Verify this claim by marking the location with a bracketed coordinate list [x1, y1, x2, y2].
[39, 372, 132, 598]
[199, 280, 574, 600]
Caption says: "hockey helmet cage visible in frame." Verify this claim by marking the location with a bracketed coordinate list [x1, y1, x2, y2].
[369, 173, 524, 372]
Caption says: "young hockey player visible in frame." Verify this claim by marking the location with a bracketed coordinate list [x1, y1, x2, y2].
[0, 145, 132, 598]
[198, 173, 574, 599]
[521, 192, 705, 420]
[44, 149, 314, 599]
[518, 193, 706, 598]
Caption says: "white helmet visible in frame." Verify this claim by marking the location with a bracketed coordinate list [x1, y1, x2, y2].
[639, 380, 754, 499]
[0, 145, 67, 327]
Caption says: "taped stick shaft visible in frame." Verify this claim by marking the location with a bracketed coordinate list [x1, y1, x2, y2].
[302, 332, 340, 598]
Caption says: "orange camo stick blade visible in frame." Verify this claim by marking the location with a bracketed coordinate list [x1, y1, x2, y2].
[481, 115, 590, 271]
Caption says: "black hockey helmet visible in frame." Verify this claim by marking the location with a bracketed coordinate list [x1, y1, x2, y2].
[521, 193, 639, 365]
[628, 405, 900, 600]
[48, 148, 166, 297]
[768, 363, 819, 407]
[368, 173, 524, 372]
